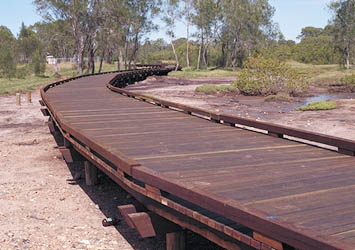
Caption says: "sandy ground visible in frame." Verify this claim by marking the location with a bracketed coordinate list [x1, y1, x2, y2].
[0, 91, 166, 250]
[127, 76, 355, 141]
[0, 91, 223, 250]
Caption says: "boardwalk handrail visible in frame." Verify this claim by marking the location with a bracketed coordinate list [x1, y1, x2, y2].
[107, 77, 355, 154]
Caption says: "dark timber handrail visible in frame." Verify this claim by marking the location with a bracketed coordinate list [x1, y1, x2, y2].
[107, 74, 355, 154]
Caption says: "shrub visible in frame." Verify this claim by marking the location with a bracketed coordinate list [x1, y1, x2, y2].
[31, 52, 46, 76]
[233, 55, 308, 96]
[340, 74, 355, 92]
[296, 100, 336, 111]
[15, 64, 32, 79]
[0, 49, 16, 79]
[264, 92, 293, 102]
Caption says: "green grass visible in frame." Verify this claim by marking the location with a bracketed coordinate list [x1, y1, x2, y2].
[264, 92, 293, 102]
[171, 62, 355, 88]
[170, 68, 240, 78]
[286, 60, 354, 86]
[195, 84, 239, 94]
[296, 100, 337, 111]
[0, 62, 119, 95]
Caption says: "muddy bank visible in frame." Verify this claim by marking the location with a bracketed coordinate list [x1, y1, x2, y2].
[127, 76, 355, 141]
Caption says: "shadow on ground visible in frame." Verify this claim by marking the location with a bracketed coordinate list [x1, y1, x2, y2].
[63, 160, 224, 250]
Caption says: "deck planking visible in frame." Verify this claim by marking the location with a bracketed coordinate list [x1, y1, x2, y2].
[44, 71, 355, 249]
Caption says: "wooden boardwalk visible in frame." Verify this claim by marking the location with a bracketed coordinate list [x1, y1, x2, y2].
[41, 68, 355, 250]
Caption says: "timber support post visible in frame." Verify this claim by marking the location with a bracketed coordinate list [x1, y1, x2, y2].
[16, 93, 21, 106]
[166, 231, 186, 250]
[84, 161, 98, 186]
[26, 92, 32, 103]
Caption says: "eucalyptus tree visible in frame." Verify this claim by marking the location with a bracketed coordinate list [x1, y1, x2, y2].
[104, 0, 160, 69]
[329, 0, 355, 69]
[220, 0, 275, 70]
[18, 23, 43, 63]
[33, 20, 75, 59]
[33, 0, 100, 74]
[181, 0, 193, 68]
[0, 26, 16, 78]
[192, 0, 219, 69]
[162, 0, 182, 70]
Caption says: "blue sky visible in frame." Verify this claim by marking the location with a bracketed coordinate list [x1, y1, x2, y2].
[0, 0, 333, 41]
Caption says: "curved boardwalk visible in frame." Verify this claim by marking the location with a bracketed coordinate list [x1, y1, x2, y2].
[41, 68, 355, 250]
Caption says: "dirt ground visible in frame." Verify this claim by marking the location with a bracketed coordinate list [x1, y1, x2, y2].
[1, 75, 355, 250]
[127, 76, 355, 141]
[0, 91, 224, 250]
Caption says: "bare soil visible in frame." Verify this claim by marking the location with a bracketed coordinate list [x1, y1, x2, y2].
[0, 91, 223, 250]
[127, 76, 355, 141]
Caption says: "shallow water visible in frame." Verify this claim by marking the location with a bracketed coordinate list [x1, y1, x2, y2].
[304, 93, 355, 105]
[284, 93, 355, 112]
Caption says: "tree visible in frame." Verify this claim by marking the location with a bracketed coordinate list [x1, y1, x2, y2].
[0, 26, 16, 78]
[18, 23, 43, 63]
[293, 26, 340, 65]
[162, 0, 181, 70]
[104, 0, 160, 69]
[297, 26, 324, 40]
[33, 20, 75, 59]
[329, 0, 355, 69]
[33, 0, 99, 74]
[220, 0, 277, 70]
[181, 0, 193, 68]
[192, 0, 219, 69]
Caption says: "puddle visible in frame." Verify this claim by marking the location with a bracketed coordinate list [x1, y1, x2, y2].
[285, 93, 355, 112]
[304, 93, 355, 105]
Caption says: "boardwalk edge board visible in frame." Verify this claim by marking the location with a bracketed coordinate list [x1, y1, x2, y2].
[40, 65, 355, 250]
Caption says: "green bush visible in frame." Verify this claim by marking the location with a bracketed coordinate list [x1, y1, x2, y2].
[264, 92, 293, 102]
[31, 52, 46, 76]
[233, 55, 308, 96]
[340, 74, 355, 92]
[195, 84, 239, 94]
[297, 100, 336, 111]
[15, 64, 32, 79]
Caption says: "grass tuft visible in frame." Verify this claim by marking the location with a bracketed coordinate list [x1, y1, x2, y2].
[296, 100, 337, 111]
[264, 92, 293, 102]
[195, 84, 239, 94]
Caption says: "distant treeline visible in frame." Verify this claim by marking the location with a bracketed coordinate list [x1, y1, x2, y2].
[0, 0, 354, 79]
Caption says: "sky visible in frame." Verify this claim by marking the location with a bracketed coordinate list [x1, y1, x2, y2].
[0, 0, 334, 42]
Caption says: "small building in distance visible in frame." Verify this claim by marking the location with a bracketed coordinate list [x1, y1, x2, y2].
[46, 55, 56, 65]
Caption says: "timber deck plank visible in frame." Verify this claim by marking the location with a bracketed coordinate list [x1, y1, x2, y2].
[43, 72, 355, 249]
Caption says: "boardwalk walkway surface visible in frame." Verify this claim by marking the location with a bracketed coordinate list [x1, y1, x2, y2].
[41, 68, 355, 250]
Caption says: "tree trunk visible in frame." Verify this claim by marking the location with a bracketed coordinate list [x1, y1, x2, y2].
[186, 16, 190, 68]
[202, 42, 209, 68]
[124, 40, 129, 70]
[54, 60, 60, 76]
[346, 43, 350, 70]
[98, 49, 105, 73]
[128, 34, 139, 69]
[221, 42, 226, 67]
[107, 50, 113, 64]
[118, 48, 124, 70]
[197, 33, 203, 70]
[87, 45, 95, 74]
[170, 34, 179, 71]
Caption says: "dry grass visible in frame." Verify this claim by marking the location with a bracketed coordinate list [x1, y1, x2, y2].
[0, 62, 118, 95]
